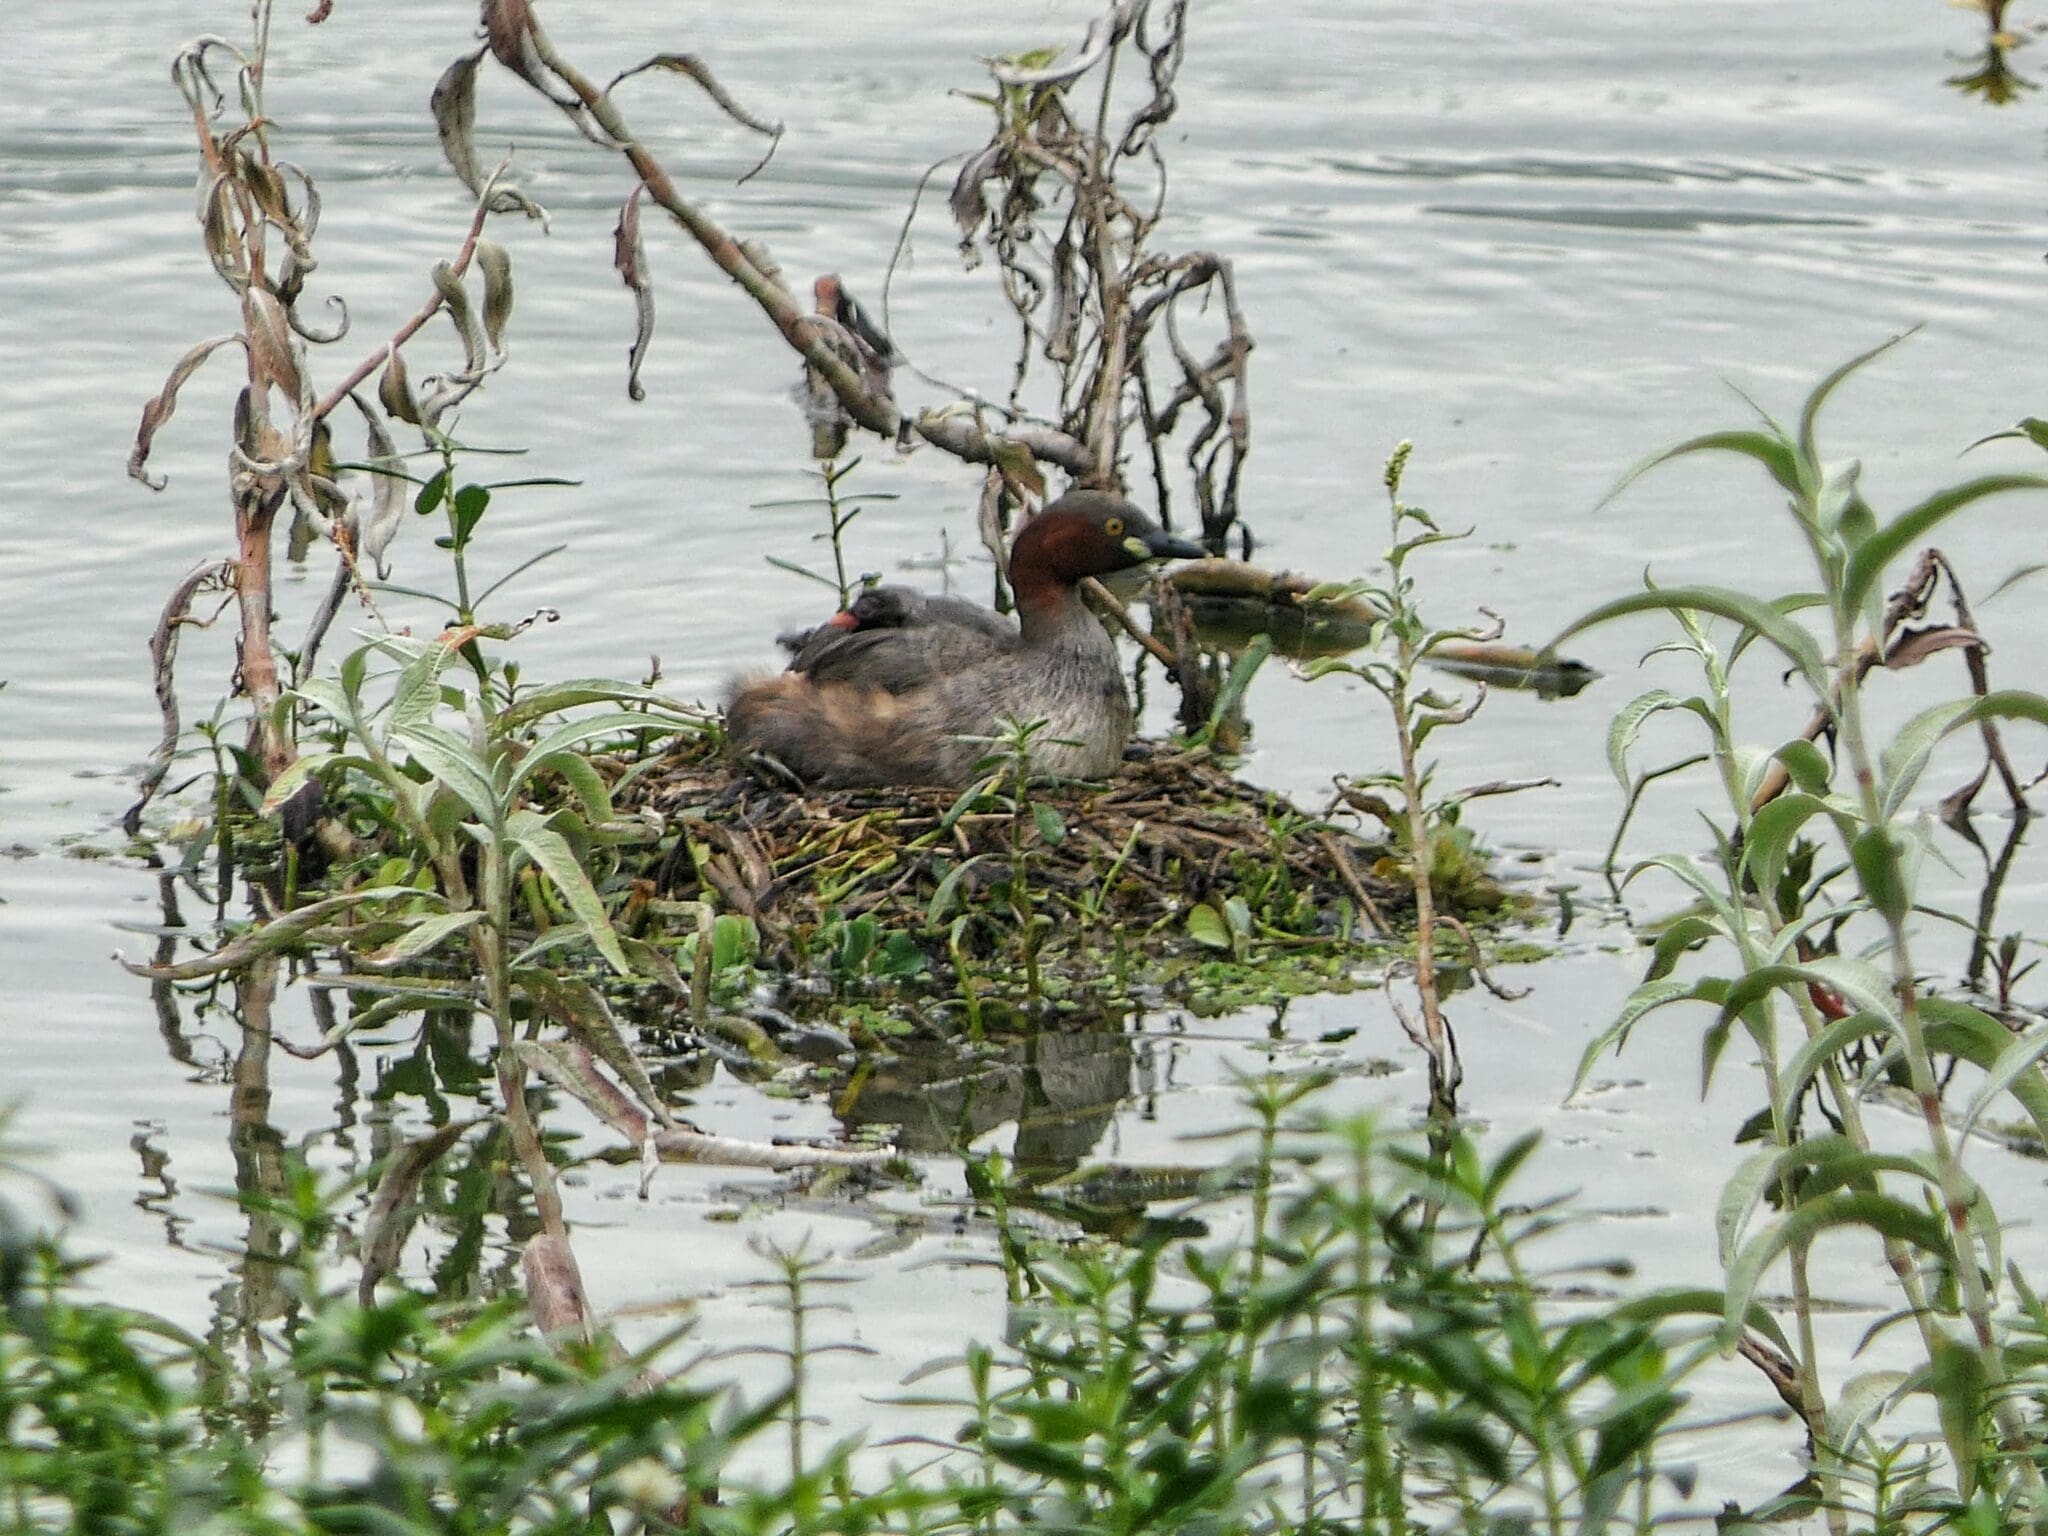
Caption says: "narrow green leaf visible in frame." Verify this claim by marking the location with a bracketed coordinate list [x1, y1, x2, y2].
[1621, 852, 1740, 928]
[1186, 902, 1232, 950]
[1884, 691, 2048, 819]
[1826, 1370, 1909, 1451]
[1724, 1192, 1951, 1344]
[1740, 793, 1826, 898]
[1850, 827, 1908, 924]
[389, 639, 456, 733]
[1841, 475, 2048, 619]
[1799, 332, 1915, 479]
[1031, 801, 1066, 846]
[1610, 1287, 1796, 1361]
[1958, 1022, 2048, 1143]
[1571, 977, 1707, 1095]
[504, 808, 631, 975]
[1607, 689, 1689, 790]
[1922, 998, 2048, 1151]
[392, 721, 499, 826]
[925, 856, 986, 927]
[492, 681, 700, 736]
[364, 909, 484, 965]
[1545, 585, 1827, 696]
[1641, 914, 1723, 983]
[1926, 1334, 1988, 1496]
[1601, 428, 1802, 508]
[509, 711, 671, 794]
[1775, 1012, 1888, 1129]
[119, 886, 439, 981]
[1773, 738, 1833, 797]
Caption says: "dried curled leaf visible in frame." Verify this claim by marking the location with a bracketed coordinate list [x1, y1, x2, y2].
[287, 291, 349, 345]
[351, 389, 406, 578]
[430, 47, 549, 221]
[476, 236, 513, 354]
[431, 259, 485, 377]
[431, 49, 489, 189]
[605, 52, 784, 178]
[377, 345, 421, 426]
[199, 175, 248, 288]
[519, 1039, 650, 1141]
[1885, 624, 1987, 670]
[130, 334, 244, 489]
[245, 288, 302, 397]
[613, 185, 654, 402]
[989, 0, 1142, 86]
[481, 0, 580, 112]
[950, 143, 1005, 241]
[520, 1231, 593, 1340]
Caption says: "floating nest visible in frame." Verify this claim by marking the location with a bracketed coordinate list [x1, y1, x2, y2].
[614, 733, 1414, 965]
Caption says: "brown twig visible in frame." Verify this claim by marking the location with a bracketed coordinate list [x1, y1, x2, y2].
[1081, 575, 1178, 668]
[1320, 831, 1390, 937]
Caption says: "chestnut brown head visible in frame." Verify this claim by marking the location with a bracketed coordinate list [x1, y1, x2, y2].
[1009, 491, 1205, 592]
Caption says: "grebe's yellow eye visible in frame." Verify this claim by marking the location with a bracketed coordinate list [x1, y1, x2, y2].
[1102, 516, 1125, 537]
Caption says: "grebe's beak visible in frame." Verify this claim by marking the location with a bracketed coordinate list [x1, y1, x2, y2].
[1130, 527, 1207, 562]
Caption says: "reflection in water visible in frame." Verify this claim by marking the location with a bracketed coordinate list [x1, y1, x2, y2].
[206, 955, 292, 1438]
[839, 1018, 1133, 1178]
[129, 1124, 186, 1250]
[1947, 37, 2038, 102]
[1946, 3, 2039, 102]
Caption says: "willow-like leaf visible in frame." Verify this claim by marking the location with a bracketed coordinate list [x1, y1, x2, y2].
[1773, 1011, 1888, 1130]
[1883, 690, 2048, 819]
[1840, 474, 2048, 620]
[119, 885, 438, 980]
[505, 808, 631, 974]
[392, 721, 499, 827]
[1600, 428, 1802, 510]
[1545, 585, 1826, 696]
[1722, 1192, 1950, 1345]
[1570, 977, 1710, 1095]
[1797, 331, 1915, 483]
[476, 237, 513, 354]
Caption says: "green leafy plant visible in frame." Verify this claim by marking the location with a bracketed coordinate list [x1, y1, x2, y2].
[1557, 338, 2048, 1531]
[1302, 442, 1523, 1116]
[757, 456, 896, 610]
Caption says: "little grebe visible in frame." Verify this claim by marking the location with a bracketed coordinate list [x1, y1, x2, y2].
[728, 491, 1203, 786]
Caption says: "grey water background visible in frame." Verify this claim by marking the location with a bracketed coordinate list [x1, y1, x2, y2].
[5, 0, 2048, 1503]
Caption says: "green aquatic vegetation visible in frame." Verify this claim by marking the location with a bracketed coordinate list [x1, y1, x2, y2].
[1303, 442, 1535, 1115]
[2, 1081, 1729, 1536]
[1558, 339, 2048, 1531]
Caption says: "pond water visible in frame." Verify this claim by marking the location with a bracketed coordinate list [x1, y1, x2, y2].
[5, 0, 2048, 1512]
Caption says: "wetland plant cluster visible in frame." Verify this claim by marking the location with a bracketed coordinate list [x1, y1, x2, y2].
[12, 0, 2048, 1530]
[0, 1087, 1732, 1534]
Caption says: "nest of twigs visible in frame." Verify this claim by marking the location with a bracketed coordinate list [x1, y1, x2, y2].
[613, 734, 1409, 957]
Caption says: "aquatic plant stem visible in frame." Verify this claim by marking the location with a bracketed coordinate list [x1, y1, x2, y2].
[1832, 626, 2046, 1526]
[1685, 639, 1844, 1516]
[1388, 651, 1455, 1116]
